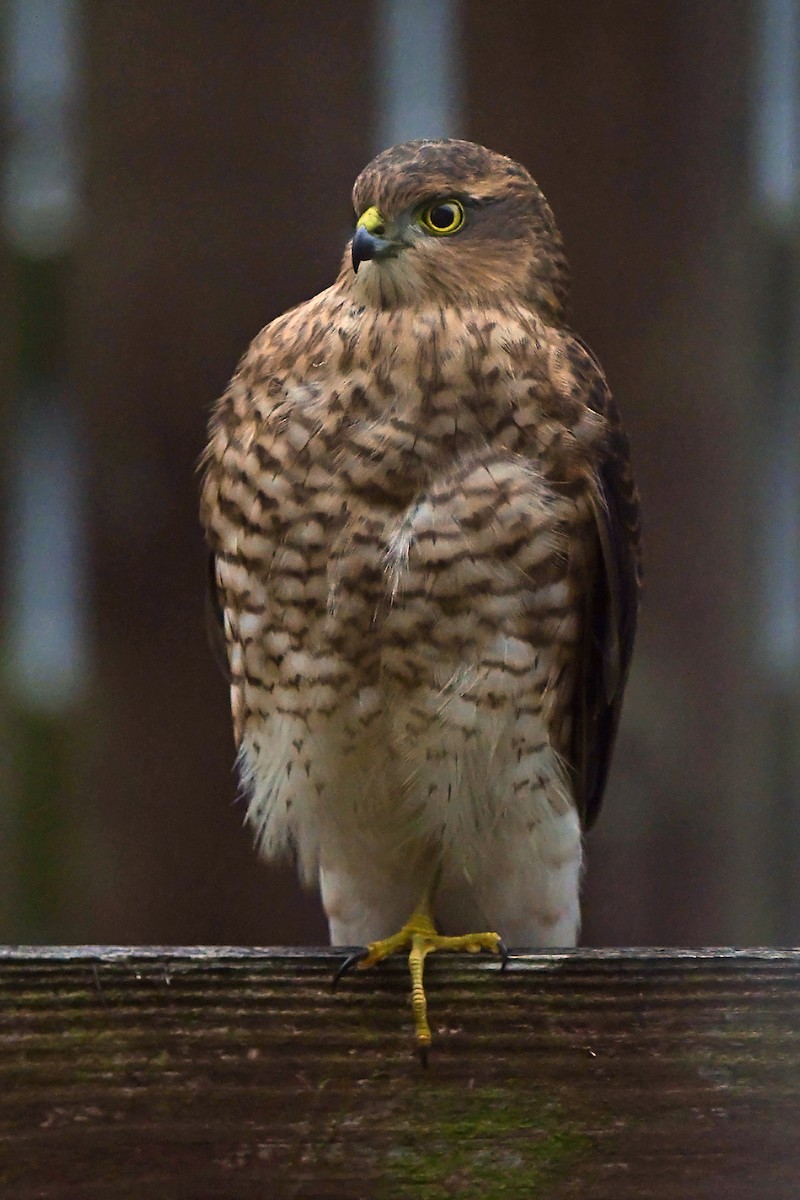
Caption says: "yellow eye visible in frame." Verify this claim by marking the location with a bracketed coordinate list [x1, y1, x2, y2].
[419, 199, 465, 236]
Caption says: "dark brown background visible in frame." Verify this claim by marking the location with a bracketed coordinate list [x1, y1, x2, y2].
[3, 1, 797, 948]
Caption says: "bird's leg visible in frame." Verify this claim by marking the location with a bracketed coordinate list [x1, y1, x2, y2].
[342, 888, 506, 1063]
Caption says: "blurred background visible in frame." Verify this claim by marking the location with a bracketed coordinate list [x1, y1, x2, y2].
[1, 0, 798, 947]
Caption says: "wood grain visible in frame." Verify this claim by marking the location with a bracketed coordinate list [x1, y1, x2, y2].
[1, 948, 798, 1198]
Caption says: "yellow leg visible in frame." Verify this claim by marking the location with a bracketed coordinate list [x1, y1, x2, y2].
[354, 904, 504, 1063]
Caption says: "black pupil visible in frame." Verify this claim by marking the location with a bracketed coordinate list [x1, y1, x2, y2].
[429, 204, 457, 229]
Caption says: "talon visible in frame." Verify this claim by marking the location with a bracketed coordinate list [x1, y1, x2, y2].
[332, 948, 368, 989]
[331, 905, 506, 1059]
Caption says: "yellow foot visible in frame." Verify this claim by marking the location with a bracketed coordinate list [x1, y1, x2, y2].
[351, 911, 505, 1064]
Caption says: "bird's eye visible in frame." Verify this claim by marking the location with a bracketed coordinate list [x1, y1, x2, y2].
[419, 199, 465, 236]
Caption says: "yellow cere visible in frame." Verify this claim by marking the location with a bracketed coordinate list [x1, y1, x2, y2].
[356, 206, 385, 234]
[419, 198, 465, 235]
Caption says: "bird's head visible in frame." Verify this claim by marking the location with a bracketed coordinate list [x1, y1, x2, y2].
[343, 139, 569, 320]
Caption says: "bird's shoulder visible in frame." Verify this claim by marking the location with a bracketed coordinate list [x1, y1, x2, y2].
[558, 329, 641, 575]
[202, 287, 354, 475]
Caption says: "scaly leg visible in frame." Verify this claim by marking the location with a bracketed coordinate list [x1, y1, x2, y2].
[336, 891, 506, 1063]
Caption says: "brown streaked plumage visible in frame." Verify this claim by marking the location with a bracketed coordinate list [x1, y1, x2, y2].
[201, 140, 640, 1021]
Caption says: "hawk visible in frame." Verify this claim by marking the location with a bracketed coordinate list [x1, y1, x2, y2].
[201, 139, 641, 1059]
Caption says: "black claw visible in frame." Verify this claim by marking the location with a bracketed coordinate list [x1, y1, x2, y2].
[332, 948, 368, 989]
[418, 1044, 430, 1068]
[498, 940, 511, 971]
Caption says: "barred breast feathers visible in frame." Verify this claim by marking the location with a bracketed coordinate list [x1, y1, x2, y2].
[200, 278, 628, 879]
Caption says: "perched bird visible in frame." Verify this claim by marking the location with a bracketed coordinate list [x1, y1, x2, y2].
[201, 139, 641, 1059]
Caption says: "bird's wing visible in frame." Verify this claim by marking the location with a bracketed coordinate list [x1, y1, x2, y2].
[561, 334, 642, 828]
[205, 547, 231, 683]
[200, 332, 274, 714]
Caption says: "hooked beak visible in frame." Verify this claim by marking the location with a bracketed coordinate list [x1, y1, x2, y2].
[351, 204, 395, 273]
[351, 224, 382, 273]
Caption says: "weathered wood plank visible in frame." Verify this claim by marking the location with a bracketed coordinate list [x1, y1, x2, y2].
[1, 948, 798, 1198]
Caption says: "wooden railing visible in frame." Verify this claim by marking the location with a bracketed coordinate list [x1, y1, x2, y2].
[1, 947, 797, 1197]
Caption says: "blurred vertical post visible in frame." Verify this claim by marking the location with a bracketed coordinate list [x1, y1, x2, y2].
[72, 2, 374, 942]
[373, 0, 462, 149]
[1, 0, 84, 939]
[752, 0, 800, 942]
[0, 8, 12, 927]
